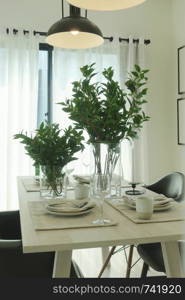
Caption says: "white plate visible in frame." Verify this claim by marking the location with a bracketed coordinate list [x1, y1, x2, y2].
[46, 207, 94, 216]
[124, 202, 173, 212]
[154, 204, 173, 211]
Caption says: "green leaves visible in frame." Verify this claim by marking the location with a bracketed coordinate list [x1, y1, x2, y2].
[14, 122, 84, 168]
[59, 64, 150, 143]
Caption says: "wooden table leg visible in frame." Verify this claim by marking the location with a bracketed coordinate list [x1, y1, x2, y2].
[53, 250, 72, 278]
[161, 241, 184, 278]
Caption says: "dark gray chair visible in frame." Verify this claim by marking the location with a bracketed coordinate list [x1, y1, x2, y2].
[137, 172, 185, 277]
[0, 210, 83, 277]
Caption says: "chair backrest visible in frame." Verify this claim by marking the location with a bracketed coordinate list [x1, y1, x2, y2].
[145, 172, 185, 202]
[0, 210, 83, 277]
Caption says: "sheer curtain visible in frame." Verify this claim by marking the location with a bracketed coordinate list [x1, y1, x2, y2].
[120, 38, 149, 184]
[52, 38, 149, 182]
[0, 30, 39, 210]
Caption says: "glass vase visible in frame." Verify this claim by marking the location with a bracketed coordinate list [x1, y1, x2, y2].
[92, 174, 111, 224]
[40, 165, 65, 199]
[90, 142, 122, 199]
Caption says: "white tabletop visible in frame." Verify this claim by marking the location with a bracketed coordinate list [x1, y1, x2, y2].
[18, 176, 185, 278]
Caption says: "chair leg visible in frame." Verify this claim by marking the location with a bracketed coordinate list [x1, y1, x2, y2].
[141, 262, 149, 277]
[98, 246, 116, 278]
[126, 245, 134, 278]
[101, 247, 111, 268]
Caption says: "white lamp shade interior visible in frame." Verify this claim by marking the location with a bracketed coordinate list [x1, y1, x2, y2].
[66, 0, 146, 11]
[46, 32, 104, 49]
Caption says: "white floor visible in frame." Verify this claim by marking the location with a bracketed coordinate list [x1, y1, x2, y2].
[73, 246, 165, 278]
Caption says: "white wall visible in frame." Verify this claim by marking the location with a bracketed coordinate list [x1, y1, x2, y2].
[0, 0, 177, 183]
[171, 0, 185, 175]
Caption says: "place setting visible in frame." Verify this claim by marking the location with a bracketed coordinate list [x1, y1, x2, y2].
[46, 200, 96, 217]
[123, 194, 175, 212]
[28, 195, 118, 231]
[106, 193, 185, 224]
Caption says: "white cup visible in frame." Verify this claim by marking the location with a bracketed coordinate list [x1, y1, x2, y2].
[74, 184, 89, 200]
[136, 196, 153, 220]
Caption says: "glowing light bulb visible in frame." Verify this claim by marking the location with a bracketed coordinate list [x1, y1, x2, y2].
[70, 30, 79, 36]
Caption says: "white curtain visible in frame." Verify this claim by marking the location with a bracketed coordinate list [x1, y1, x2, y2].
[120, 37, 149, 184]
[0, 30, 39, 210]
[52, 38, 149, 183]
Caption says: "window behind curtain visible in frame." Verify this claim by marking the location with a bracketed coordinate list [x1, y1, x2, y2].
[37, 43, 53, 126]
[38, 49, 48, 126]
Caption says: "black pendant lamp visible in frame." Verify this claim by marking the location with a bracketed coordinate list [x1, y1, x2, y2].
[66, 0, 146, 11]
[46, 1, 104, 49]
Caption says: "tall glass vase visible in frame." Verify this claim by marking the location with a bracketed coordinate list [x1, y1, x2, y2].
[90, 142, 122, 199]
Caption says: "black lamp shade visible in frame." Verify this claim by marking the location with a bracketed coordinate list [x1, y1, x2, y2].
[46, 16, 104, 49]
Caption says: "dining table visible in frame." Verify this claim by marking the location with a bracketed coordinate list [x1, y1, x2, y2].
[17, 176, 185, 278]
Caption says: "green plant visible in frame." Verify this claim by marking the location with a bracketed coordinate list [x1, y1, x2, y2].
[14, 122, 84, 195]
[59, 63, 150, 144]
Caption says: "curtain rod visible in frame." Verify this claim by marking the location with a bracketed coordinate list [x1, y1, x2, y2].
[119, 37, 150, 45]
[6, 28, 113, 41]
[6, 28, 150, 44]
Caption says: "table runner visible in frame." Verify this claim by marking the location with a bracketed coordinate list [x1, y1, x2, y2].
[29, 201, 117, 230]
[106, 199, 185, 224]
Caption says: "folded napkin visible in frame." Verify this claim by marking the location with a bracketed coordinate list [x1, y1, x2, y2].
[73, 175, 90, 184]
[46, 200, 96, 213]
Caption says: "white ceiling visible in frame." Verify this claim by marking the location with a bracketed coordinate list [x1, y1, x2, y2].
[0, 0, 62, 29]
[0, 0, 168, 38]
[0, 0, 108, 31]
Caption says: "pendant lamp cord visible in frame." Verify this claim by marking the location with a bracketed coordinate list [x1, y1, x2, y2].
[61, 0, 64, 18]
[61, 0, 87, 18]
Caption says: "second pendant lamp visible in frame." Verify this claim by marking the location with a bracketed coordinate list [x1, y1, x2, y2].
[66, 0, 146, 11]
[46, 3, 104, 49]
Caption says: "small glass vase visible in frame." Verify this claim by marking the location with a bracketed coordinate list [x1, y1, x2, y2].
[90, 142, 122, 199]
[40, 165, 65, 199]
